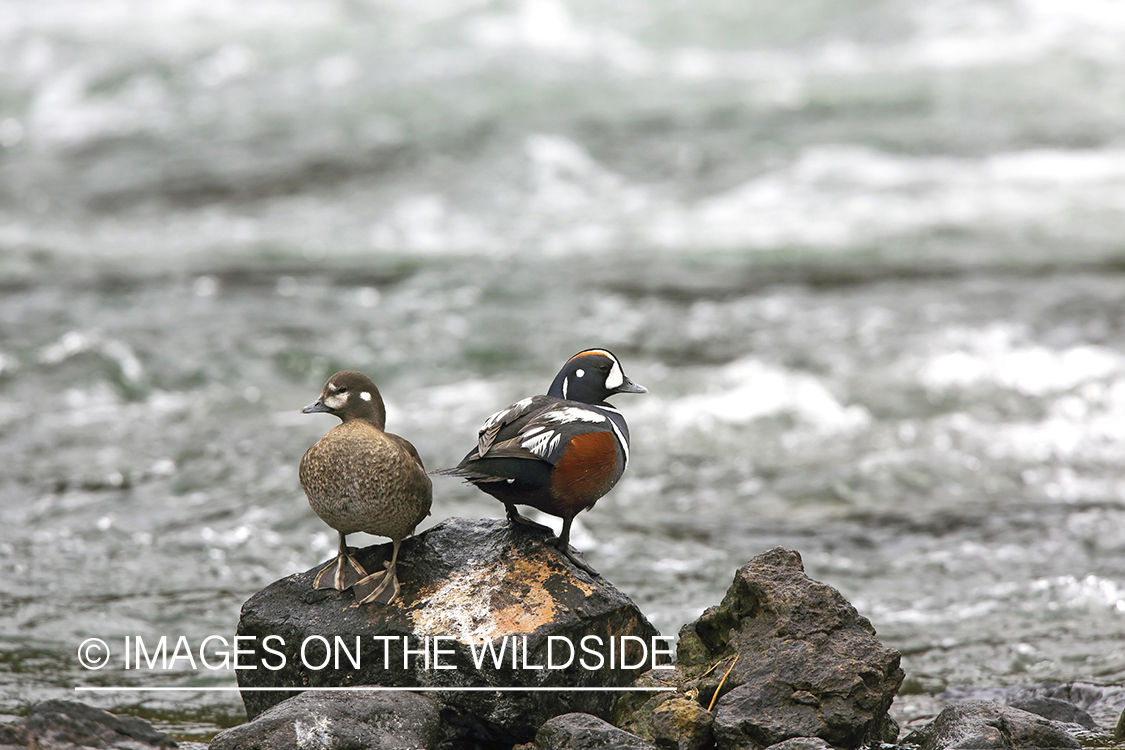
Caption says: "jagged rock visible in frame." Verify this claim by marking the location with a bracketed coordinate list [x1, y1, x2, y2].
[0, 699, 176, 749]
[614, 668, 685, 740]
[866, 712, 900, 744]
[901, 700, 1080, 750]
[1006, 697, 1097, 731]
[208, 690, 442, 750]
[530, 713, 656, 750]
[235, 517, 662, 745]
[677, 547, 902, 750]
[650, 698, 715, 750]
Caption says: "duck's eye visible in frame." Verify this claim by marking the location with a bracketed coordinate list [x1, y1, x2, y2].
[337, 386, 348, 393]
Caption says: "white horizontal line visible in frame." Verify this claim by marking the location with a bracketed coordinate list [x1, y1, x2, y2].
[75, 686, 676, 693]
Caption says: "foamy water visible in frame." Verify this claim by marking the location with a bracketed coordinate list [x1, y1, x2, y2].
[2, 0, 1125, 741]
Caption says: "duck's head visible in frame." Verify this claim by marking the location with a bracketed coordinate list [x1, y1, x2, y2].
[547, 349, 646, 404]
[302, 370, 386, 428]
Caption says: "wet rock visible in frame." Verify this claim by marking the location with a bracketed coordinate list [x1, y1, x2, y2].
[677, 547, 903, 750]
[650, 697, 715, 750]
[940, 682, 1125, 733]
[529, 713, 657, 750]
[901, 700, 1080, 750]
[235, 517, 662, 745]
[0, 699, 176, 749]
[1006, 697, 1097, 731]
[208, 690, 442, 750]
[762, 739, 833, 750]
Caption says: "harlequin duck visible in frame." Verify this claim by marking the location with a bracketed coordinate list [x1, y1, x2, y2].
[434, 349, 645, 574]
[299, 370, 432, 604]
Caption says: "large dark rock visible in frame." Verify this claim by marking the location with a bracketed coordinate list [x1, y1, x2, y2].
[940, 682, 1125, 733]
[676, 547, 903, 750]
[208, 690, 442, 750]
[1006, 697, 1097, 731]
[901, 700, 1080, 750]
[235, 517, 663, 745]
[0, 699, 176, 749]
[528, 713, 657, 750]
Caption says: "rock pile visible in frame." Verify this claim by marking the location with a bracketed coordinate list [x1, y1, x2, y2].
[6, 524, 1113, 750]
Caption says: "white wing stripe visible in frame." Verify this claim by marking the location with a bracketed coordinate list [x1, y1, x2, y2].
[542, 406, 606, 424]
[521, 429, 561, 458]
[482, 397, 535, 431]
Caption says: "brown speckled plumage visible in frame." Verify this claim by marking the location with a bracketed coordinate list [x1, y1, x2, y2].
[301, 422, 431, 541]
[299, 370, 432, 604]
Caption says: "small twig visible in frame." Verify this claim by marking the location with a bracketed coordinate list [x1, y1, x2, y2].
[697, 654, 729, 680]
[707, 654, 738, 713]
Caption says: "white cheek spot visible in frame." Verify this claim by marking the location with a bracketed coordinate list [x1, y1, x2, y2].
[576, 369, 585, 378]
[360, 391, 372, 401]
[325, 393, 347, 409]
[606, 360, 624, 390]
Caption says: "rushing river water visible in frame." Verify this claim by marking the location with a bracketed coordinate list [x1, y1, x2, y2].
[3, 0, 1125, 741]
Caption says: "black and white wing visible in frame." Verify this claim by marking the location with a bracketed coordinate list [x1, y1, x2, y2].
[481, 404, 613, 466]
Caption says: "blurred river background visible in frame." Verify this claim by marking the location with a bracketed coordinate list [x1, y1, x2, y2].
[2, 0, 1125, 740]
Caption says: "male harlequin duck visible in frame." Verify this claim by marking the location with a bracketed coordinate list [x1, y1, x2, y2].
[434, 349, 645, 574]
[299, 371, 432, 604]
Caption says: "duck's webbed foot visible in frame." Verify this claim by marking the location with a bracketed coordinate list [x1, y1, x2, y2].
[548, 515, 600, 577]
[354, 539, 403, 604]
[549, 537, 600, 577]
[354, 560, 400, 604]
[313, 552, 367, 591]
[505, 503, 554, 534]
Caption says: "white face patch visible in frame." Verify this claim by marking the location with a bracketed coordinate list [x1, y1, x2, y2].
[576, 369, 584, 378]
[605, 358, 624, 390]
[360, 391, 372, 401]
[325, 393, 347, 410]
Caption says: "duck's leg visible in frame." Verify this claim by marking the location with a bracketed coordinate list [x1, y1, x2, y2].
[313, 531, 368, 591]
[549, 515, 599, 577]
[504, 503, 553, 534]
[355, 539, 402, 605]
